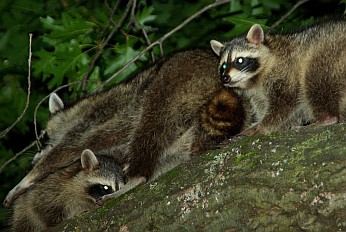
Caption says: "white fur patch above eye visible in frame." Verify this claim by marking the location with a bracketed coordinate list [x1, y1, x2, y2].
[220, 50, 230, 67]
[231, 50, 259, 62]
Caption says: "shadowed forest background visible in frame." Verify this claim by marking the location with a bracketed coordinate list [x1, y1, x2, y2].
[0, 0, 345, 229]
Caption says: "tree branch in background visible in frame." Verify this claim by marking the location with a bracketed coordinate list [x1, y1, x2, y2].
[141, 28, 156, 63]
[128, 0, 137, 29]
[80, 0, 134, 95]
[94, 0, 231, 92]
[0, 136, 44, 174]
[128, 0, 156, 62]
[0, 79, 101, 173]
[0, 34, 33, 140]
[99, 0, 120, 39]
[271, 0, 310, 29]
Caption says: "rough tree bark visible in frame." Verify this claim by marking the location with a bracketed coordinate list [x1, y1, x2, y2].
[51, 124, 346, 232]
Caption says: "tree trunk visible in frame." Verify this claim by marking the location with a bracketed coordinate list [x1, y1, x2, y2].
[51, 124, 346, 232]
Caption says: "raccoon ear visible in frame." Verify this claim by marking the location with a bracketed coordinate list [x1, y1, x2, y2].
[81, 149, 99, 172]
[49, 93, 64, 114]
[210, 40, 224, 56]
[246, 24, 264, 45]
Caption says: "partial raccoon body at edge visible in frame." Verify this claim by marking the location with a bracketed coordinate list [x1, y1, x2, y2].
[211, 19, 346, 136]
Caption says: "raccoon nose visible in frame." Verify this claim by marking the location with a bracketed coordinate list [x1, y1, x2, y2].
[221, 74, 231, 84]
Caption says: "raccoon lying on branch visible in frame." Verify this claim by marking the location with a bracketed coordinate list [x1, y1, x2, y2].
[4, 49, 252, 208]
[11, 149, 126, 232]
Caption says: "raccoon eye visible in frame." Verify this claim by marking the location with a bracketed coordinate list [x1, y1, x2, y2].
[220, 62, 227, 74]
[234, 57, 249, 70]
[236, 57, 244, 64]
[234, 57, 259, 72]
[88, 184, 114, 199]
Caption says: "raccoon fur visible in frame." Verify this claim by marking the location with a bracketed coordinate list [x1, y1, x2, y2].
[4, 49, 252, 207]
[211, 20, 346, 136]
[11, 149, 125, 232]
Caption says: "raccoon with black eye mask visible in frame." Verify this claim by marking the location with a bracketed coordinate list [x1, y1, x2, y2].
[211, 20, 346, 137]
[219, 55, 260, 87]
[4, 49, 253, 208]
[11, 149, 126, 232]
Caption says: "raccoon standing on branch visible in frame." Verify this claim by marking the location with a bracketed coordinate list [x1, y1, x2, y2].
[210, 19, 346, 138]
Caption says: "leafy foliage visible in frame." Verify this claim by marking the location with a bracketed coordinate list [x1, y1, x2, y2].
[0, 0, 344, 229]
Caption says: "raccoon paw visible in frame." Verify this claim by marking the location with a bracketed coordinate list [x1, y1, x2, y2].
[214, 134, 247, 148]
[312, 115, 339, 126]
[3, 185, 28, 208]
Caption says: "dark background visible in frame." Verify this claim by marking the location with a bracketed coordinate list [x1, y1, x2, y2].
[0, 0, 344, 229]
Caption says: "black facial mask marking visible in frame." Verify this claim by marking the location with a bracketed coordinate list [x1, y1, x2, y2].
[88, 184, 114, 199]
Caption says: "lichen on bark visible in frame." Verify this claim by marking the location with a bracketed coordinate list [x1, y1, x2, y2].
[51, 123, 346, 232]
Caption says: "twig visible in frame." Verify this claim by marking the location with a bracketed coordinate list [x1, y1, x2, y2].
[100, 0, 120, 38]
[129, 0, 155, 62]
[159, 42, 164, 57]
[128, 0, 137, 29]
[0, 34, 33, 140]
[93, 0, 231, 92]
[0, 135, 44, 174]
[0, 79, 98, 172]
[80, 0, 134, 95]
[271, 0, 310, 29]
[142, 28, 156, 62]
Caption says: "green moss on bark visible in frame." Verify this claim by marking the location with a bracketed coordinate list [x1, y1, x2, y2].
[51, 124, 346, 232]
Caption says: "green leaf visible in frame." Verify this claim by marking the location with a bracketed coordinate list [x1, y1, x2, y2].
[136, 6, 156, 28]
[34, 11, 96, 89]
[40, 12, 95, 41]
[259, 0, 281, 10]
[225, 17, 268, 37]
[104, 36, 148, 83]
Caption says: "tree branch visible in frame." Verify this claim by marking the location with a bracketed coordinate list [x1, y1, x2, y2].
[271, 0, 310, 29]
[80, 0, 134, 95]
[93, 0, 231, 92]
[0, 34, 33, 140]
[0, 135, 44, 174]
[99, 0, 121, 39]
[0, 79, 101, 174]
[141, 28, 156, 63]
[128, 0, 137, 29]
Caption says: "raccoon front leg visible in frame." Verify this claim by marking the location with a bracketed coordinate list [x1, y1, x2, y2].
[240, 109, 293, 136]
[240, 86, 299, 136]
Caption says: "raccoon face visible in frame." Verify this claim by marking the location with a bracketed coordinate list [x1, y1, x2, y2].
[79, 150, 126, 201]
[210, 24, 265, 89]
[218, 48, 260, 88]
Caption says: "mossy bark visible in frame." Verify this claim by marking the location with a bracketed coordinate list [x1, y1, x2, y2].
[51, 124, 346, 232]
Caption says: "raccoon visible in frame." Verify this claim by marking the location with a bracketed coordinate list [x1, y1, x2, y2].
[11, 149, 126, 232]
[4, 49, 252, 207]
[210, 20, 346, 136]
